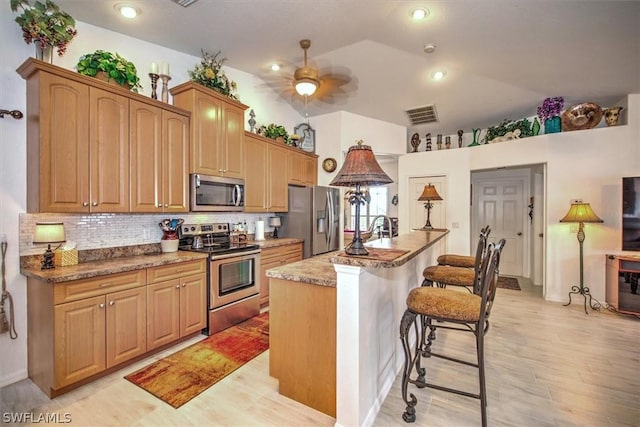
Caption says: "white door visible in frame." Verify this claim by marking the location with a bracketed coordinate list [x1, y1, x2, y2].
[409, 176, 446, 230]
[474, 179, 525, 276]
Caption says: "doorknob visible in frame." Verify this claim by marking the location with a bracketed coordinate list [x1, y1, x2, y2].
[517, 232, 522, 236]
[539, 233, 544, 238]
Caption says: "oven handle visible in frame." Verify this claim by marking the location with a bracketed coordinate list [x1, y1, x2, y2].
[210, 249, 261, 260]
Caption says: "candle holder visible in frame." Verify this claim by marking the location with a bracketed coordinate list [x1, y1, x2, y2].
[159, 74, 171, 103]
[149, 73, 159, 99]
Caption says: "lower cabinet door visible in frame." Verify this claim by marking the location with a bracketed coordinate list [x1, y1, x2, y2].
[106, 287, 147, 368]
[147, 279, 180, 350]
[54, 295, 106, 388]
[179, 274, 207, 336]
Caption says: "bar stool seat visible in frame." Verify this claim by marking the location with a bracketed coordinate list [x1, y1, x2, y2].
[407, 287, 481, 321]
[437, 254, 475, 268]
[422, 265, 475, 289]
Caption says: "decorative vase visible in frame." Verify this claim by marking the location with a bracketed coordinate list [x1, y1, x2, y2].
[160, 239, 179, 253]
[544, 116, 561, 134]
[469, 128, 481, 146]
[532, 117, 541, 136]
[34, 40, 53, 63]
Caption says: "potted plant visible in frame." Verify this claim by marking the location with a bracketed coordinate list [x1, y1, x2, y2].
[188, 49, 239, 100]
[10, 0, 77, 60]
[76, 50, 143, 93]
[259, 123, 290, 144]
[537, 96, 564, 134]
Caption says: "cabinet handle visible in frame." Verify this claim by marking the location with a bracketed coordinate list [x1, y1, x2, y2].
[109, 300, 115, 306]
[182, 283, 186, 287]
[218, 169, 223, 172]
[157, 204, 162, 208]
[164, 204, 168, 208]
[99, 282, 112, 288]
[92, 202, 98, 207]
[99, 303, 105, 309]
[175, 284, 180, 289]
[83, 202, 89, 207]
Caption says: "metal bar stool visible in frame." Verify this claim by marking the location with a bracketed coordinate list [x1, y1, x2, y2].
[399, 239, 505, 427]
[422, 226, 491, 294]
[437, 226, 491, 268]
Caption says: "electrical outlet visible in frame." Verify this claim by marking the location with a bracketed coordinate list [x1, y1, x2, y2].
[451, 222, 460, 229]
[143, 229, 151, 240]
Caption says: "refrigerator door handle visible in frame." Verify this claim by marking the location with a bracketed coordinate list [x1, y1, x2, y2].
[325, 192, 331, 246]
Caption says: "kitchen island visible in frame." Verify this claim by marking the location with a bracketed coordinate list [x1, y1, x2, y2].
[266, 229, 448, 426]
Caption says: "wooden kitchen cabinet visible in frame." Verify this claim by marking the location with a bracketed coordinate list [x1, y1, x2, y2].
[171, 82, 248, 178]
[259, 242, 303, 306]
[244, 132, 289, 213]
[288, 150, 318, 186]
[130, 101, 189, 213]
[28, 269, 147, 394]
[146, 260, 207, 350]
[17, 59, 190, 214]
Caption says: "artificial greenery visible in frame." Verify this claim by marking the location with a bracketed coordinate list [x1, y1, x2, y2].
[76, 50, 142, 92]
[189, 50, 238, 100]
[259, 123, 290, 143]
[484, 118, 534, 143]
[10, 0, 77, 56]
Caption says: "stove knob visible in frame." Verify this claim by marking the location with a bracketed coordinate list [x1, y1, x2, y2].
[191, 226, 196, 231]
[183, 227, 188, 232]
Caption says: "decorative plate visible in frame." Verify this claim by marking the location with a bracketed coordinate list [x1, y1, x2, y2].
[561, 102, 603, 131]
[322, 157, 337, 173]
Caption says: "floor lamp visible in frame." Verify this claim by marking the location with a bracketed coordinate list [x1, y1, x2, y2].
[330, 140, 393, 256]
[559, 201, 603, 314]
[418, 184, 443, 230]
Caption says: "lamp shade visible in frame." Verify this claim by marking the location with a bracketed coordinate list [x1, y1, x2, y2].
[559, 202, 603, 223]
[329, 140, 393, 187]
[418, 184, 443, 201]
[33, 222, 66, 243]
[269, 217, 281, 227]
[295, 78, 318, 96]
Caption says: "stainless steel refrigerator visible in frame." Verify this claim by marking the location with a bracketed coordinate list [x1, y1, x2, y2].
[279, 186, 340, 259]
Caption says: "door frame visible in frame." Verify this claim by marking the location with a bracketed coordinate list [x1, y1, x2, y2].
[471, 166, 545, 284]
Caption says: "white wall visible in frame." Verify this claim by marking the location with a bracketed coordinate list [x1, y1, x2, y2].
[0, 3, 304, 387]
[399, 95, 640, 303]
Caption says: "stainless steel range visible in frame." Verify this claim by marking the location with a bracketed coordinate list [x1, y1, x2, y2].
[179, 222, 261, 335]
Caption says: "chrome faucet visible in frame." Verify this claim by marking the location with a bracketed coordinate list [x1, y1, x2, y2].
[368, 215, 392, 238]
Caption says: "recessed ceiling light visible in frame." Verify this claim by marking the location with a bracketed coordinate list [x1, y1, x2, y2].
[410, 7, 429, 20]
[432, 71, 446, 80]
[423, 43, 436, 54]
[271, 64, 280, 71]
[115, 4, 140, 19]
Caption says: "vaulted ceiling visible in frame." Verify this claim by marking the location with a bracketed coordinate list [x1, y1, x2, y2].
[54, 0, 640, 136]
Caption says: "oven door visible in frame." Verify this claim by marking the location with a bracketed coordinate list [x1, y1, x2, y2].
[209, 250, 260, 309]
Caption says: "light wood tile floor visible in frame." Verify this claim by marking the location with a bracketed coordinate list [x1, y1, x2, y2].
[2, 278, 639, 426]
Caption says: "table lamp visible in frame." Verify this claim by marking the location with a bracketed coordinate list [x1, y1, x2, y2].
[330, 140, 393, 255]
[559, 201, 603, 314]
[269, 216, 281, 239]
[418, 184, 443, 229]
[33, 222, 66, 270]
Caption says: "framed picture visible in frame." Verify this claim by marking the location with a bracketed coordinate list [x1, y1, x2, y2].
[294, 123, 315, 153]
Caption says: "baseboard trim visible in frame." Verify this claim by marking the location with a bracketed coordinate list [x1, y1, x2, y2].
[0, 369, 28, 388]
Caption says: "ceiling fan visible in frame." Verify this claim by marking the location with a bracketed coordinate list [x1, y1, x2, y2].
[293, 39, 320, 97]
[260, 39, 354, 106]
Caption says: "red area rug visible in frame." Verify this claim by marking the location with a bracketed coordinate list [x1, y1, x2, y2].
[125, 312, 269, 408]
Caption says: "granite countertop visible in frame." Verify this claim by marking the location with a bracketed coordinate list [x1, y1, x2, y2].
[249, 237, 303, 249]
[21, 251, 209, 284]
[266, 229, 449, 287]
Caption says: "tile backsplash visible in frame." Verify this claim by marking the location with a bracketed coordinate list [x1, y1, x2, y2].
[19, 212, 275, 256]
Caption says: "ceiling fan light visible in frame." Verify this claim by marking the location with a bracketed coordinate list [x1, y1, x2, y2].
[115, 4, 139, 19]
[295, 78, 318, 96]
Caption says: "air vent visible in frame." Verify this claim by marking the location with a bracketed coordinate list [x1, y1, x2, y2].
[170, 0, 199, 7]
[405, 104, 438, 125]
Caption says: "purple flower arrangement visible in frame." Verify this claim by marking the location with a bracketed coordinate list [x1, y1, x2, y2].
[537, 97, 564, 122]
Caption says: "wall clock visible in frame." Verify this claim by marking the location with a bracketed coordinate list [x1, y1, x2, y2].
[322, 157, 337, 173]
[294, 123, 316, 153]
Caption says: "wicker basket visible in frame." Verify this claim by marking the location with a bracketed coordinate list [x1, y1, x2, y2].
[54, 249, 78, 266]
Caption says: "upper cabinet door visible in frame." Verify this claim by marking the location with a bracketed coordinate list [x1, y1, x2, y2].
[221, 104, 244, 179]
[130, 100, 162, 213]
[90, 87, 130, 212]
[162, 110, 189, 212]
[36, 73, 90, 212]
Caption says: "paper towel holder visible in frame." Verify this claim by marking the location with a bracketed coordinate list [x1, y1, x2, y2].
[269, 217, 281, 239]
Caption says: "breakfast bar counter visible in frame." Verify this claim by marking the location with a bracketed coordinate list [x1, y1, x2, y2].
[267, 229, 448, 425]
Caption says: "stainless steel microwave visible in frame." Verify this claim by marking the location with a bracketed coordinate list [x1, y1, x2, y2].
[190, 174, 244, 212]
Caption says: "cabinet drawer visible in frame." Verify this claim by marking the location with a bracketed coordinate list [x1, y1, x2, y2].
[54, 270, 146, 305]
[147, 260, 206, 284]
